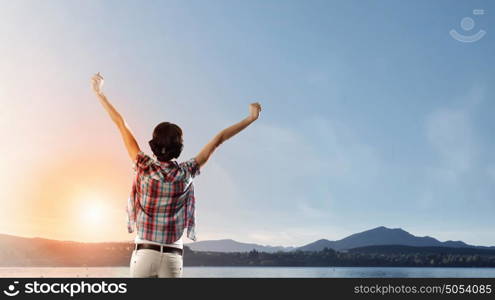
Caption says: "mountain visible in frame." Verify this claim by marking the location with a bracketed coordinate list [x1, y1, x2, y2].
[185, 239, 295, 253]
[296, 226, 480, 251]
[348, 245, 495, 256]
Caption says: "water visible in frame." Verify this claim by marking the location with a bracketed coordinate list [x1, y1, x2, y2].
[1, 267, 494, 278]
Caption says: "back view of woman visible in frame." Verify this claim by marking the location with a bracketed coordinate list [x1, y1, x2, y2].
[91, 73, 261, 277]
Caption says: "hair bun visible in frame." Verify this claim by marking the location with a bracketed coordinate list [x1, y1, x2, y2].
[149, 139, 183, 162]
[149, 122, 184, 162]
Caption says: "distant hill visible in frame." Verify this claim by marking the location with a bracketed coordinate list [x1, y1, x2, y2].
[348, 245, 495, 256]
[185, 226, 490, 253]
[296, 226, 481, 251]
[0, 234, 134, 267]
[186, 227, 493, 253]
[185, 239, 295, 253]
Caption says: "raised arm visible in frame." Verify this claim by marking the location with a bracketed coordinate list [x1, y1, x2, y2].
[195, 102, 262, 167]
[91, 73, 140, 161]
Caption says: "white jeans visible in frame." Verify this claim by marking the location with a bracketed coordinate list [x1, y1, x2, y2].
[129, 249, 183, 278]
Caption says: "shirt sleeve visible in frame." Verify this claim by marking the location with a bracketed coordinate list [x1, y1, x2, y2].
[179, 158, 201, 179]
[127, 196, 136, 233]
[132, 151, 154, 172]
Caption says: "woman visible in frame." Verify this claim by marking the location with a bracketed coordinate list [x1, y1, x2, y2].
[91, 73, 261, 277]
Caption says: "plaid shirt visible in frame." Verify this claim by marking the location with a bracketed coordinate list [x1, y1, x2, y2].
[127, 151, 200, 244]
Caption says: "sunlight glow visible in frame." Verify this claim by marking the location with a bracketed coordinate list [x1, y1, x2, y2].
[76, 193, 108, 227]
[83, 203, 104, 225]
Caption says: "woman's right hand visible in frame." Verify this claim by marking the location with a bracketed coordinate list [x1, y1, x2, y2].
[248, 102, 262, 122]
[91, 72, 104, 95]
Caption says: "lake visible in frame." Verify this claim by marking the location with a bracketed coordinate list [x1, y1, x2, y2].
[1, 267, 495, 278]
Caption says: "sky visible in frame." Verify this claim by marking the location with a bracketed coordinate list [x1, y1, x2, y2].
[0, 0, 494, 247]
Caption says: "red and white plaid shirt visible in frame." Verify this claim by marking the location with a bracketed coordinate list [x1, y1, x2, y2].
[127, 151, 200, 244]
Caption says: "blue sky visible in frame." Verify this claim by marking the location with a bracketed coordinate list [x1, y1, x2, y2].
[1, 0, 494, 246]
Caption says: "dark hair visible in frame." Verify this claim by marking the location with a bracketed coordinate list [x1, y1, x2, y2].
[148, 122, 183, 162]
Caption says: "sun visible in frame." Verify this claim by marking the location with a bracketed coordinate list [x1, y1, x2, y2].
[83, 203, 104, 225]
[76, 194, 107, 226]
[69, 190, 119, 241]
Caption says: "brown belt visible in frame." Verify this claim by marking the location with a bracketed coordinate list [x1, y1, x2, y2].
[136, 243, 183, 256]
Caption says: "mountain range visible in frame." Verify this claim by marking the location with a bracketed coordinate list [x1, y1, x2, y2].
[0, 226, 494, 267]
[186, 226, 494, 252]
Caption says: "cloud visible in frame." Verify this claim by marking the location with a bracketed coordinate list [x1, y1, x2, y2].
[418, 84, 492, 213]
[425, 108, 476, 177]
[423, 84, 485, 183]
[187, 120, 348, 244]
[297, 201, 331, 219]
[304, 116, 383, 184]
[200, 116, 390, 244]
